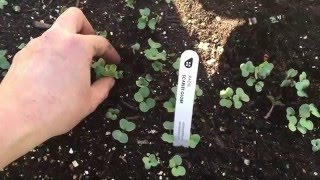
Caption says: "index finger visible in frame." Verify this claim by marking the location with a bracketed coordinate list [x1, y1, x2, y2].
[52, 7, 94, 35]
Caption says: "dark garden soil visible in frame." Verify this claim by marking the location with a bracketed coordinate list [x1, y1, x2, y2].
[1, 0, 320, 179]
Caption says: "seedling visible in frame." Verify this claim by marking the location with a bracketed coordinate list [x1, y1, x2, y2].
[295, 72, 309, 97]
[134, 87, 156, 112]
[125, 0, 135, 9]
[169, 155, 186, 177]
[264, 95, 284, 119]
[0, 0, 8, 9]
[112, 119, 136, 143]
[131, 43, 140, 54]
[163, 121, 174, 130]
[145, 74, 153, 82]
[97, 31, 107, 38]
[106, 108, 120, 120]
[152, 61, 163, 71]
[286, 104, 320, 134]
[189, 134, 201, 148]
[240, 61, 274, 92]
[195, 85, 203, 98]
[280, 68, 298, 87]
[161, 132, 174, 143]
[137, 8, 157, 30]
[144, 38, 167, 61]
[136, 76, 150, 87]
[17, 43, 26, 50]
[142, 154, 159, 169]
[219, 87, 250, 109]
[311, 139, 320, 152]
[92, 58, 123, 79]
[172, 58, 180, 70]
[163, 97, 176, 112]
[0, 50, 10, 70]
[165, 0, 172, 4]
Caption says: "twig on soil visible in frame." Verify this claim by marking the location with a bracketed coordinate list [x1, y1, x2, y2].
[32, 21, 52, 29]
[264, 104, 274, 119]
[75, 0, 80, 7]
[121, 99, 138, 111]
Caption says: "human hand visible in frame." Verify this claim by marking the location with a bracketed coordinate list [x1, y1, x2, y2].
[0, 7, 120, 139]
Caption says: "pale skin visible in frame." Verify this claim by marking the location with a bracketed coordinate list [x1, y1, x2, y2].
[0, 7, 121, 169]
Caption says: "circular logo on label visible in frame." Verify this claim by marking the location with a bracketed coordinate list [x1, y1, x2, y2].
[184, 58, 193, 68]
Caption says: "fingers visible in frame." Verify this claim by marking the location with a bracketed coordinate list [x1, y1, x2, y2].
[52, 7, 94, 35]
[78, 35, 121, 63]
[90, 77, 115, 111]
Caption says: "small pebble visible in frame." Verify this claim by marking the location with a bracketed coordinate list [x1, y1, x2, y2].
[244, 159, 250, 165]
[72, 160, 79, 168]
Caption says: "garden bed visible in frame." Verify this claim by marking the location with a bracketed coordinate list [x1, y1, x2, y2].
[1, 0, 320, 179]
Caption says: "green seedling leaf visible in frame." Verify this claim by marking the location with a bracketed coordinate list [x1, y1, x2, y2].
[161, 133, 174, 143]
[163, 97, 176, 112]
[148, 18, 157, 30]
[219, 99, 233, 108]
[125, 0, 135, 9]
[139, 102, 150, 112]
[246, 77, 256, 86]
[140, 8, 150, 16]
[236, 88, 250, 102]
[131, 43, 140, 54]
[112, 130, 128, 143]
[142, 154, 158, 169]
[134, 92, 144, 102]
[299, 104, 310, 118]
[17, 43, 26, 50]
[299, 118, 313, 130]
[136, 77, 149, 87]
[297, 124, 307, 134]
[299, 72, 307, 81]
[286, 107, 295, 117]
[138, 17, 147, 29]
[145, 98, 156, 109]
[119, 119, 136, 132]
[163, 121, 174, 130]
[280, 79, 292, 87]
[145, 74, 153, 82]
[169, 155, 182, 168]
[189, 134, 201, 148]
[311, 139, 320, 152]
[106, 108, 120, 120]
[288, 123, 297, 132]
[309, 104, 320, 118]
[255, 61, 274, 79]
[233, 95, 243, 109]
[220, 87, 234, 98]
[255, 81, 264, 92]
[240, 61, 255, 77]
[152, 61, 163, 71]
[0, 50, 10, 70]
[173, 58, 180, 70]
[171, 166, 186, 177]
[287, 68, 298, 78]
[139, 86, 150, 98]
[97, 31, 108, 38]
[195, 85, 203, 97]
[0, 0, 8, 9]
[148, 38, 161, 49]
[171, 86, 177, 96]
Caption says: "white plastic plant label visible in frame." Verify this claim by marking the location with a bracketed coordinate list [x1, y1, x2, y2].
[173, 50, 199, 147]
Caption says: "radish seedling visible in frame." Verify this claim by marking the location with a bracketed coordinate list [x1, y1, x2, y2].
[92, 58, 123, 79]
[97, 31, 107, 38]
[137, 8, 157, 30]
[311, 139, 320, 152]
[144, 38, 167, 61]
[125, 0, 135, 9]
[163, 97, 176, 113]
[142, 154, 159, 169]
[131, 43, 140, 54]
[134, 76, 155, 112]
[112, 119, 136, 143]
[264, 95, 284, 119]
[106, 108, 120, 120]
[281, 68, 298, 87]
[295, 72, 309, 97]
[0, 50, 10, 70]
[286, 104, 320, 134]
[240, 61, 274, 92]
[169, 155, 186, 177]
[220, 87, 250, 109]
[0, 0, 8, 9]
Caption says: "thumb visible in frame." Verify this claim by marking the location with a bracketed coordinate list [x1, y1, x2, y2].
[90, 77, 115, 112]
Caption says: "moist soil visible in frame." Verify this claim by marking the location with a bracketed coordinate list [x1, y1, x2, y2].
[1, 0, 320, 179]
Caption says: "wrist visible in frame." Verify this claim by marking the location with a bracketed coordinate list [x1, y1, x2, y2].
[0, 90, 48, 169]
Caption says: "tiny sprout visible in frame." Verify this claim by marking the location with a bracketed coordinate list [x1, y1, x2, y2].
[163, 121, 174, 130]
[145, 74, 153, 82]
[189, 134, 200, 148]
[0, 50, 10, 70]
[152, 61, 163, 71]
[163, 97, 176, 112]
[112, 119, 136, 144]
[134, 87, 150, 102]
[0, 0, 8, 9]
[281, 68, 298, 87]
[169, 155, 186, 177]
[106, 108, 120, 120]
[131, 43, 140, 54]
[240, 61, 273, 92]
[233, 88, 250, 109]
[264, 95, 284, 119]
[142, 154, 159, 169]
[161, 132, 174, 143]
[219, 87, 234, 108]
[165, 0, 172, 4]
[195, 85, 203, 98]
[136, 77, 149, 87]
[172, 58, 180, 70]
[17, 43, 26, 50]
[97, 31, 108, 38]
[311, 139, 320, 152]
[219, 87, 249, 109]
[92, 58, 123, 79]
[144, 38, 167, 61]
[139, 98, 156, 112]
[295, 72, 309, 97]
[286, 104, 320, 134]
[137, 8, 157, 30]
[125, 0, 135, 9]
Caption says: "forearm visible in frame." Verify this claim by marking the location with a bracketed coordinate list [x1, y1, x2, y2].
[0, 91, 46, 169]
